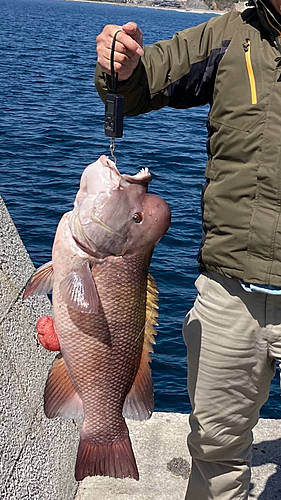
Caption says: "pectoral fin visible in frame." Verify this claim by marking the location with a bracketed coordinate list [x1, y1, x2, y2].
[59, 261, 99, 313]
[23, 261, 54, 299]
[123, 274, 158, 421]
[44, 353, 83, 419]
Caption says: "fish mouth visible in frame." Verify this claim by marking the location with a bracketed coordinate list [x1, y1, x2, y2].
[122, 167, 152, 185]
[104, 156, 152, 188]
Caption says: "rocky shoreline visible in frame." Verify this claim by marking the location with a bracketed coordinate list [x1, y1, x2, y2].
[65, 0, 245, 14]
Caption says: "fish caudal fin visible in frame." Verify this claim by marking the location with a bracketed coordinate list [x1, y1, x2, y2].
[123, 273, 158, 421]
[44, 354, 83, 419]
[75, 431, 139, 481]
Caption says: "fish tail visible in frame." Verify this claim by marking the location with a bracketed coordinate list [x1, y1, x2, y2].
[75, 431, 139, 481]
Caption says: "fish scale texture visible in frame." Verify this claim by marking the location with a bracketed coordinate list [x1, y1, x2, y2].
[52, 254, 149, 444]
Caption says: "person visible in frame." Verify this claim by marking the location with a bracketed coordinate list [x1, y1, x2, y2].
[95, 1, 281, 498]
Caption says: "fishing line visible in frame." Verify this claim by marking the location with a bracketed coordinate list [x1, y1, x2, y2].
[104, 29, 124, 164]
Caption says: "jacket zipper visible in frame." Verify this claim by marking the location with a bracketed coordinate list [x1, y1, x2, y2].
[243, 39, 257, 105]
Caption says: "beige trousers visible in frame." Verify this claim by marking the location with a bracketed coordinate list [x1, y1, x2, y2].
[182, 272, 281, 500]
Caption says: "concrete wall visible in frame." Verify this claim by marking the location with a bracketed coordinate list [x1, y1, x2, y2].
[0, 196, 79, 500]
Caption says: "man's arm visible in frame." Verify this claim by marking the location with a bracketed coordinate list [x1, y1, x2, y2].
[95, 14, 237, 116]
[95, 22, 152, 116]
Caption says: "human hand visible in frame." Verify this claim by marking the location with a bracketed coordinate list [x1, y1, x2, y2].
[96, 22, 144, 81]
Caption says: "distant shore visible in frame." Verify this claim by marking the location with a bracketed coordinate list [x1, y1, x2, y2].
[63, 0, 225, 15]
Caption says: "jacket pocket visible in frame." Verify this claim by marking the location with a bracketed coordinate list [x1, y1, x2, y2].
[243, 38, 257, 105]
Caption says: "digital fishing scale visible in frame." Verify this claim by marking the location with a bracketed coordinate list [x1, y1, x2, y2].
[104, 30, 124, 163]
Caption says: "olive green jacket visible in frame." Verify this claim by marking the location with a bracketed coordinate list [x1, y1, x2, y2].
[95, 2, 281, 285]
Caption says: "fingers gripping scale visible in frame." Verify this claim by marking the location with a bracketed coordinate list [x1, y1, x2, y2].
[104, 30, 124, 164]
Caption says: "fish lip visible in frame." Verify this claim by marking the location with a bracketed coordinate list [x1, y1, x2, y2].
[101, 157, 152, 189]
[122, 167, 152, 185]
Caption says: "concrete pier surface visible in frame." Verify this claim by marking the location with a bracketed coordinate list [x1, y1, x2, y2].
[76, 412, 281, 500]
[0, 196, 79, 500]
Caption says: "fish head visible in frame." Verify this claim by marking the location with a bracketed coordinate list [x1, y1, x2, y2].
[69, 156, 171, 258]
[114, 183, 171, 256]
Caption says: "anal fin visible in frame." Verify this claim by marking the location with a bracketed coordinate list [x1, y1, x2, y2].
[44, 353, 83, 419]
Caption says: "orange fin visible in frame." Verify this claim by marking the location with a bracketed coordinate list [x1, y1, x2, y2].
[44, 354, 83, 419]
[59, 261, 99, 313]
[123, 274, 158, 421]
[75, 431, 139, 481]
[23, 261, 54, 299]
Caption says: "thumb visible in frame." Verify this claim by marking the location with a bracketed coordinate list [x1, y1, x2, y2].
[122, 22, 143, 47]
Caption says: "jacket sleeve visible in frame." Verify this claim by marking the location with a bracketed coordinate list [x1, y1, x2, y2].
[94, 13, 236, 116]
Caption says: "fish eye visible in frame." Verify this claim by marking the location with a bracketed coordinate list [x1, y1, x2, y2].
[133, 212, 143, 223]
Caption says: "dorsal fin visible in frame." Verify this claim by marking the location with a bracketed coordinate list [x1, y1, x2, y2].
[123, 274, 158, 421]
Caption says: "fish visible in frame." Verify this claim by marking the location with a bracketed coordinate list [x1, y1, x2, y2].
[24, 155, 171, 481]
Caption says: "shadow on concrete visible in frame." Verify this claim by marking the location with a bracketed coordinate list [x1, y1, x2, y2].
[250, 438, 281, 499]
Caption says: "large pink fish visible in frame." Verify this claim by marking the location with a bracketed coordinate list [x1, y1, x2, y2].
[24, 155, 171, 481]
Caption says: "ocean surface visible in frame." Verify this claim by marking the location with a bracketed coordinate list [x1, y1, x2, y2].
[1, 0, 280, 417]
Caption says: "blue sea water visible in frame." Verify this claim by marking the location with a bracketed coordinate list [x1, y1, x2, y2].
[0, 0, 280, 418]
